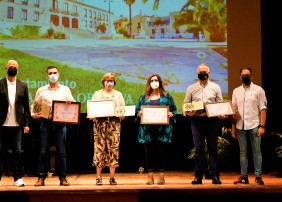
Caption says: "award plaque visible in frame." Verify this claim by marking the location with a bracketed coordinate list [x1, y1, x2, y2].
[183, 101, 204, 112]
[141, 106, 169, 125]
[116, 106, 136, 117]
[32, 101, 51, 119]
[51, 100, 81, 124]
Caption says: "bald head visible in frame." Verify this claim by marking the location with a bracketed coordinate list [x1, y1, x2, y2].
[197, 63, 210, 82]
[5, 60, 19, 77]
[6, 60, 19, 71]
[197, 64, 210, 74]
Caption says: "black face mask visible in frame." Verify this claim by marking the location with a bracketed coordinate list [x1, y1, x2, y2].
[7, 67, 17, 77]
[242, 76, 251, 85]
[198, 72, 209, 81]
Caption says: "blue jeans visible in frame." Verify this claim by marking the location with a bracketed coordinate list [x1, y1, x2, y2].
[0, 126, 23, 181]
[38, 119, 67, 180]
[191, 117, 220, 179]
[236, 126, 262, 177]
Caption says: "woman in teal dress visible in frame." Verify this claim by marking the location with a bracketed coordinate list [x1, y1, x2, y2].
[135, 74, 177, 185]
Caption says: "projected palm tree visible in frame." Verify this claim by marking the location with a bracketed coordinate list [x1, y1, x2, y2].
[143, 0, 227, 42]
[180, 0, 227, 42]
[123, 0, 136, 37]
[142, 0, 160, 10]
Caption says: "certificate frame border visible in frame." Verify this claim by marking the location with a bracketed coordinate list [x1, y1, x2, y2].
[141, 105, 169, 125]
[51, 100, 81, 125]
[87, 99, 116, 118]
[204, 100, 235, 118]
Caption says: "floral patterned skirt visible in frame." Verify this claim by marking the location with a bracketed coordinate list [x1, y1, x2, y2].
[92, 117, 120, 168]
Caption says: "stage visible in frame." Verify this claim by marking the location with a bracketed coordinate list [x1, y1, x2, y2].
[1, 171, 282, 202]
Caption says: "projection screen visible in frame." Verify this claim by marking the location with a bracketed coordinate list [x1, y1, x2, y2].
[0, 0, 227, 113]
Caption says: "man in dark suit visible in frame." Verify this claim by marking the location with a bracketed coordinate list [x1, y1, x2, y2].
[0, 60, 31, 186]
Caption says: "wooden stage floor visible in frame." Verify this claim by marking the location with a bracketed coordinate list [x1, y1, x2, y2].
[1, 171, 282, 202]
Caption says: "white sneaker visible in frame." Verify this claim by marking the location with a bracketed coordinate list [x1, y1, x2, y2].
[13, 179, 25, 187]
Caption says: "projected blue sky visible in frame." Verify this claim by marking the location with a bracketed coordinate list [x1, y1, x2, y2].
[82, 0, 189, 17]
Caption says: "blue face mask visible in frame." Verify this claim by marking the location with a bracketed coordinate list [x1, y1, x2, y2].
[49, 74, 58, 83]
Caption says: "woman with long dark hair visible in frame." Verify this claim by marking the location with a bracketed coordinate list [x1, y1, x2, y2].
[135, 74, 177, 185]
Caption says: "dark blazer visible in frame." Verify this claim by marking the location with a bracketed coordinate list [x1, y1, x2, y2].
[0, 77, 31, 127]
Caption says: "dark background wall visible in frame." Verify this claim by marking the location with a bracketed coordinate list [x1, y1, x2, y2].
[9, 0, 281, 176]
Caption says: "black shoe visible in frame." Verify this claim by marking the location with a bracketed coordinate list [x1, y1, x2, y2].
[191, 178, 202, 184]
[212, 177, 222, 184]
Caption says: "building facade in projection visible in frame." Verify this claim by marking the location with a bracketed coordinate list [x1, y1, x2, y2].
[131, 12, 194, 39]
[0, 0, 112, 35]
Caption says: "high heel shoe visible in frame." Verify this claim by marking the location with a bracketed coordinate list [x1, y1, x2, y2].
[146, 178, 154, 185]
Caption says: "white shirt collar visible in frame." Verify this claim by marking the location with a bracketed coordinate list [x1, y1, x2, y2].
[198, 79, 209, 87]
[6, 76, 17, 85]
[47, 83, 61, 89]
[242, 82, 253, 90]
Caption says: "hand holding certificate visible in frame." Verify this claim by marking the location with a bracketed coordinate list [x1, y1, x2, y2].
[87, 100, 116, 118]
[87, 100, 136, 118]
[183, 101, 204, 112]
[205, 101, 235, 118]
[116, 106, 136, 117]
[140, 106, 169, 125]
[32, 101, 51, 119]
[51, 100, 81, 124]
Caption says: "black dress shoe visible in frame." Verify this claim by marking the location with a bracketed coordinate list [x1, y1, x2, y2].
[212, 177, 222, 184]
[191, 178, 202, 184]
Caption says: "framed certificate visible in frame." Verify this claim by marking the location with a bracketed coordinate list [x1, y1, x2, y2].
[87, 99, 116, 118]
[51, 101, 81, 125]
[205, 101, 235, 118]
[141, 106, 169, 125]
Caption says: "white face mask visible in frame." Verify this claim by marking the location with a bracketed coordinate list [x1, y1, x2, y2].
[105, 81, 114, 89]
[49, 74, 58, 83]
[150, 81, 159, 89]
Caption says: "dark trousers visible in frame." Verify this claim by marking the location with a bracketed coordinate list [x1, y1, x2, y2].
[144, 125, 168, 173]
[38, 119, 67, 180]
[0, 126, 23, 181]
[191, 116, 220, 179]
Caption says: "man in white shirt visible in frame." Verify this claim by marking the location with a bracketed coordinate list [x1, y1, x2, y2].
[232, 67, 267, 185]
[0, 60, 31, 186]
[32, 66, 75, 186]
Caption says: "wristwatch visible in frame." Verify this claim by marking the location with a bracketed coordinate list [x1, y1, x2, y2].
[259, 124, 265, 128]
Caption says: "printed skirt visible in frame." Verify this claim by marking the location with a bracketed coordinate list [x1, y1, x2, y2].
[92, 117, 120, 168]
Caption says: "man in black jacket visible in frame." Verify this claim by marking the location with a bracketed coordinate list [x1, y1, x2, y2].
[0, 60, 31, 186]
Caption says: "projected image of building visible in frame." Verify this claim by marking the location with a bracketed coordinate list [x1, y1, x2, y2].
[0, 0, 112, 37]
[131, 12, 195, 40]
